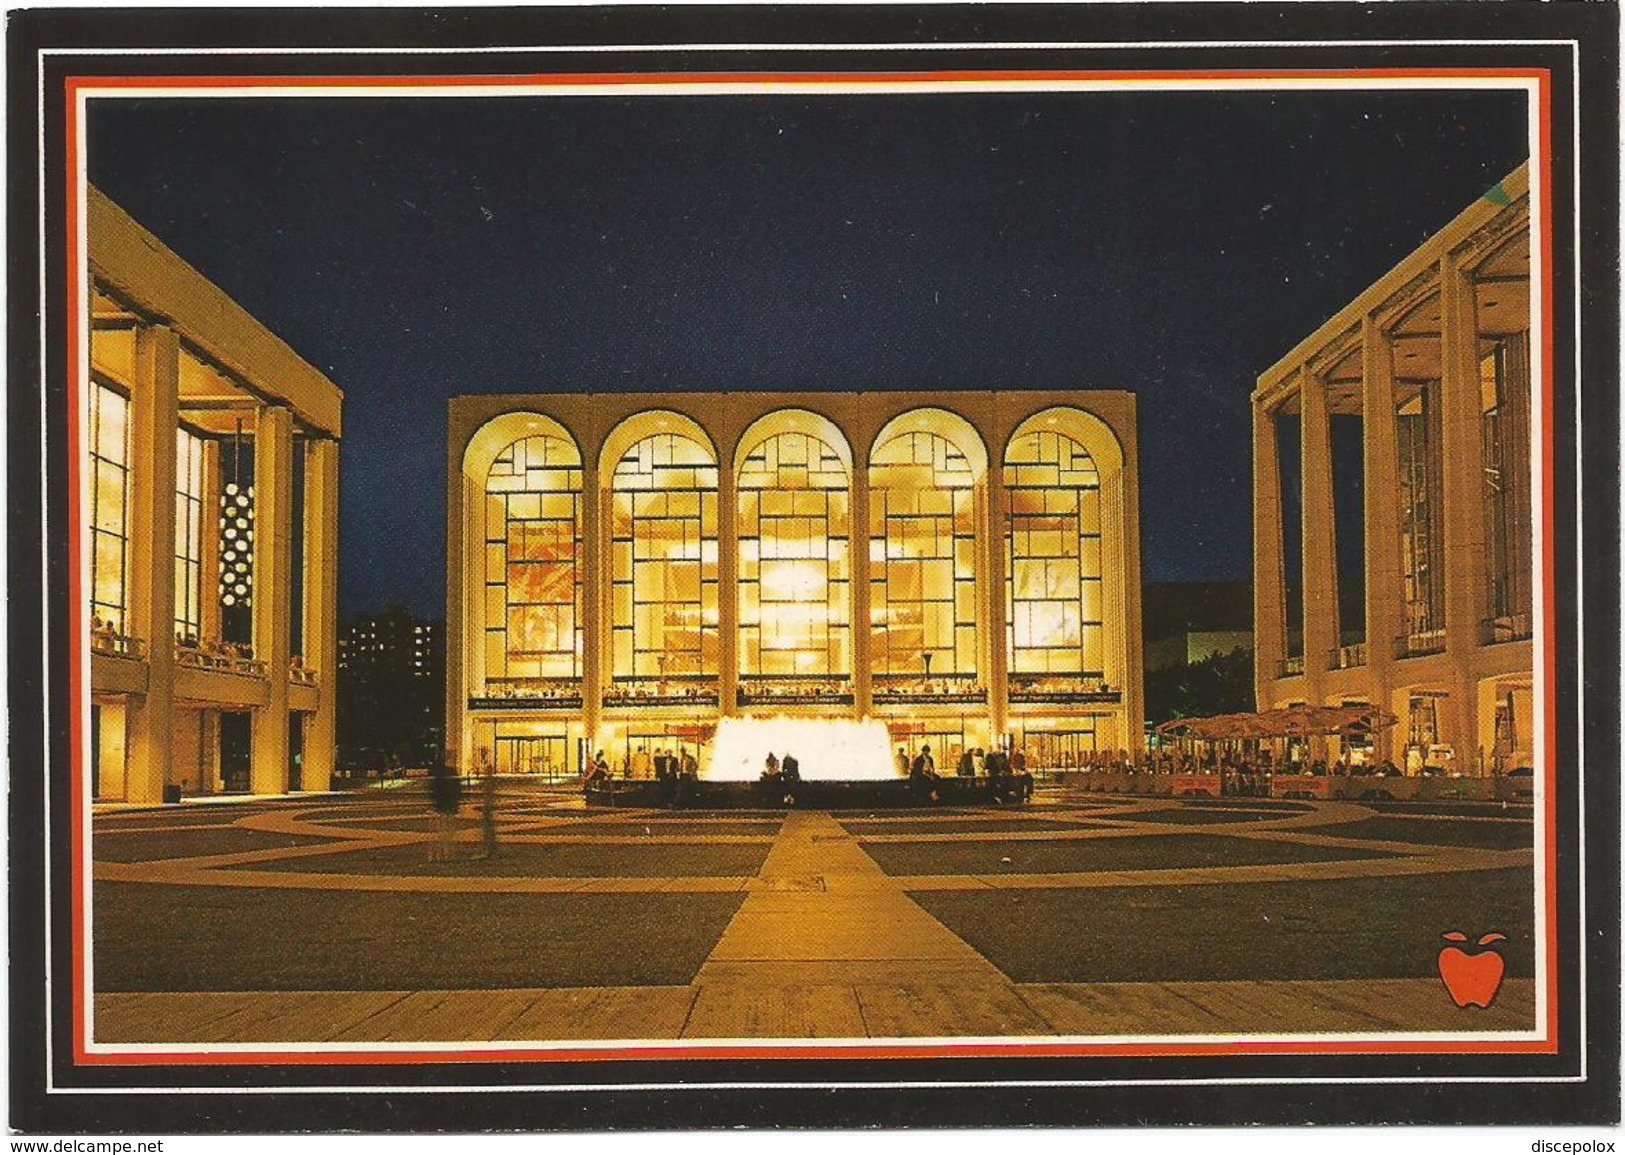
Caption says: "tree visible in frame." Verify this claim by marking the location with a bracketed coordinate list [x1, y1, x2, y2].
[1144, 646, 1255, 725]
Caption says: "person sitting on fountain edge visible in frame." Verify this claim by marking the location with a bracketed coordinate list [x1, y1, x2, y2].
[910, 744, 939, 805]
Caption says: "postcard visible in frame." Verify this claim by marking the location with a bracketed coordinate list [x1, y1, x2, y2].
[7, 3, 1617, 1133]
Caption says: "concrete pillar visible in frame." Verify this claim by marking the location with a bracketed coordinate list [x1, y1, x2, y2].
[443, 443, 467, 770]
[982, 473, 1009, 740]
[852, 460, 872, 717]
[1439, 252, 1489, 761]
[1300, 371, 1339, 698]
[1100, 472, 1127, 742]
[1362, 317, 1402, 757]
[581, 460, 603, 748]
[302, 437, 339, 791]
[718, 458, 740, 715]
[1117, 420, 1147, 755]
[1252, 397, 1287, 709]
[250, 405, 293, 795]
[123, 324, 180, 806]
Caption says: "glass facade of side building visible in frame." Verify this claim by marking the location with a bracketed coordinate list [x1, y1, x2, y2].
[448, 393, 1144, 780]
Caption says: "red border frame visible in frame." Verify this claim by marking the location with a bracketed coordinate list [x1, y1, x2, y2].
[62, 66, 1562, 1068]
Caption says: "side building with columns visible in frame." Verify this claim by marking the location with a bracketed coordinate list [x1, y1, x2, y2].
[86, 185, 343, 803]
[446, 392, 1144, 777]
[1253, 163, 1533, 775]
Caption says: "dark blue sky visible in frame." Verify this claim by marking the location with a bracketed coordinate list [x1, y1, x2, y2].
[87, 89, 1528, 619]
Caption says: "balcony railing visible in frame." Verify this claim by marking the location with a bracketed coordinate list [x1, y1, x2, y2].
[90, 630, 144, 660]
[1007, 677, 1121, 705]
[470, 678, 583, 710]
[603, 676, 719, 707]
[1329, 643, 1367, 670]
[1395, 629, 1447, 659]
[737, 676, 854, 706]
[288, 662, 319, 687]
[872, 674, 987, 705]
[1277, 656, 1305, 678]
[175, 642, 266, 678]
[1481, 613, 1532, 646]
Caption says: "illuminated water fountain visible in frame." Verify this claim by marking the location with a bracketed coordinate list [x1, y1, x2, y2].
[706, 717, 902, 782]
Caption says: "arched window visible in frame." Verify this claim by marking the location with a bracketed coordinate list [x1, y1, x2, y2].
[869, 430, 978, 677]
[484, 435, 583, 685]
[610, 432, 719, 679]
[1004, 428, 1103, 677]
[737, 429, 850, 678]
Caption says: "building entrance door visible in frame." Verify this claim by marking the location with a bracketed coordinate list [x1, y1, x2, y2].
[493, 734, 570, 781]
[220, 711, 251, 793]
[1019, 727, 1099, 771]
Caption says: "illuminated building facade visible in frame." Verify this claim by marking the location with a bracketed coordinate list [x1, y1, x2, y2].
[447, 392, 1143, 777]
[86, 186, 343, 802]
[1253, 163, 1533, 774]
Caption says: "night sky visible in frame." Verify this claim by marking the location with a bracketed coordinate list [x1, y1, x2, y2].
[86, 88, 1529, 620]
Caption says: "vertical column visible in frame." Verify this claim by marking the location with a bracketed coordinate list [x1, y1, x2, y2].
[443, 425, 466, 771]
[851, 460, 872, 717]
[581, 460, 602, 750]
[717, 456, 740, 716]
[1362, 317, 1402, 759]
[1252, 397, 1287, 710]
[1300, 371, 1339, 701]
[1117, 424, 1147, 755]
[301, 437, 339, 791]
[1099, 474, 1124, 749]
[123, 324, 180, 806]
[1439, 251, 1489, 769]
[983, 472, 1009, 741]
[250, 405, 293, 795]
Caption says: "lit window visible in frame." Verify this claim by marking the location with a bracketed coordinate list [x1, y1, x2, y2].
[89, 381, 130, 633]
[737, 430, 850, 677]
[610, 432, 719, 680]
[869, 430, 978, 677]
[1003, 427, 1103, 676]
[173, 427, 206, 639]
[484, 435, 583, 682]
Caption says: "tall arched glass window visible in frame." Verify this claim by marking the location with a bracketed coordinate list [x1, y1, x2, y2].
[610, 433, 719, 679]
[869, 431, 977, 677]
[484, 435, 583, 685]
[1004, 429, 1103, 677]
[737, 431, 850, 678]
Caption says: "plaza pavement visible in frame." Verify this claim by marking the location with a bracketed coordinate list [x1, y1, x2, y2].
[90, 789, 1537, 1045]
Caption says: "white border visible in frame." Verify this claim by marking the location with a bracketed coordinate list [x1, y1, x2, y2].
[38, 39, 1585, 1095]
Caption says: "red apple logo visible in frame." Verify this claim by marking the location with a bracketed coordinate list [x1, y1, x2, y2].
[1437, 931, 1508, 1008]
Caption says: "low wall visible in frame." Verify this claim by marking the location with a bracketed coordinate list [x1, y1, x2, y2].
[587, 776, 1019, 809]
[1056, 770, 1525, 802]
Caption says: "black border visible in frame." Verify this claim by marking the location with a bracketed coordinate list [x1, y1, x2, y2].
[8, 3, 1618, 1132]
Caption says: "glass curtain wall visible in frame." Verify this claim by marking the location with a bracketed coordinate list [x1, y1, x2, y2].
[90, 381, 131, 633]
[173, 427, 205, 642]
[1481, 332, 1533, 637]
[869, 431, 978, 679]
[1003, 429, 1104, 682]
[737, 431, 850, 679]
[1397, 382, 1446, 652]
[484, 435, 583, 690]
[610, 433, 719, 682]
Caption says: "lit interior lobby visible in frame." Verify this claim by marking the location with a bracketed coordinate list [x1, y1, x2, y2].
[446, 392, 1144, 780]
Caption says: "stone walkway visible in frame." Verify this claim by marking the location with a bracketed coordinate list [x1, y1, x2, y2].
[90, 792, 1538, 1045]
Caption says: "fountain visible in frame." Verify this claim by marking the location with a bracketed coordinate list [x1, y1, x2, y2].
[705, 716, 902, 782]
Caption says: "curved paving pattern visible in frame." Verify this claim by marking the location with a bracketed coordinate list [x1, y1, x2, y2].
[91, 787, 1538, 1044]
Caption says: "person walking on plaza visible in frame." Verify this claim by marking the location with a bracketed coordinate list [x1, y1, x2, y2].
[780, 751, 801, 806]
[477, 748, 499, 859]
[427, 760, 463, 863]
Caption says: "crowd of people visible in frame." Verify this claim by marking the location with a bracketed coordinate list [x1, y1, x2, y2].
[902, 743, 1034, 805]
